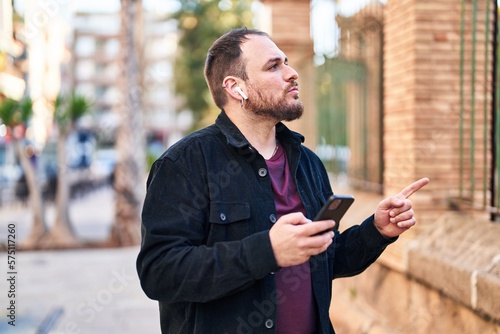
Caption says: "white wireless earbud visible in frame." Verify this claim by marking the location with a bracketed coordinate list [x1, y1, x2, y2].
[234, 87, 248, 100]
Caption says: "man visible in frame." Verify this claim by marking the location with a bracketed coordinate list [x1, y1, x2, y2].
[137, 28, 429, 334]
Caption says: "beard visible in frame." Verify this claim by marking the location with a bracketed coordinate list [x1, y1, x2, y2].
[245, 83, 304, 122]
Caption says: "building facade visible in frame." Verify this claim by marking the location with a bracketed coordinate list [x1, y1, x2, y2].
[71, 9, 186, 149]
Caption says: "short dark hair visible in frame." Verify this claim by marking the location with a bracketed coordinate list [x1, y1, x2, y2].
[204, 27, 269, 109]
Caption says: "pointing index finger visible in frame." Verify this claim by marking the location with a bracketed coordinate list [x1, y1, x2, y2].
[398, 177, 430, 199]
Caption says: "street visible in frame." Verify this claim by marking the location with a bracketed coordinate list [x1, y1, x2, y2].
[0, 187, 160, 333]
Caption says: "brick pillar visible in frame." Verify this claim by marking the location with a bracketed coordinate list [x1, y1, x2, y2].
[383, 0, 494, 225]
[258, 0, 317, 148]
[384, 0, 419, 199]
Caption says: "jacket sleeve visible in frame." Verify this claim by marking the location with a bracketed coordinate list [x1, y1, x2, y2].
[300, 148, 395, 280]
[330, 214, 397, 278]
[136, 157, 279, 303]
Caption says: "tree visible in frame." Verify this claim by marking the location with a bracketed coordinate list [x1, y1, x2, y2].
[172, 0, 253, 128]
[0, 97, 47, 248]
[109, 0, 146, 247]
[42, 93, 92, 248]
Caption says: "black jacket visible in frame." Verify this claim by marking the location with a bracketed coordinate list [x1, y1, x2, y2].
[137, 111, 395, 333]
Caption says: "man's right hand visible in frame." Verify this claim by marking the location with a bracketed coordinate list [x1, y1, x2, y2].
[269, 212, 335, 268]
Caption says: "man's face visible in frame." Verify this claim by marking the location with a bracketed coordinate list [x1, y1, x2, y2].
[240, 35, 303, 122]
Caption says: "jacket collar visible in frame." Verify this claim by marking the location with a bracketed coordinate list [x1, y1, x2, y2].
[215, 110, 305, 150]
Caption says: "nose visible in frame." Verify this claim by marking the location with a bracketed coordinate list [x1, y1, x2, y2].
[285, 64, 299, 81]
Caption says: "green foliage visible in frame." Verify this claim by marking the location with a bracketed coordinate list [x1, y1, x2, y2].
[0, 98, 18, 126]
[54, 93, 92, 129]
[172, 0, 254, 128]
[0, 96, 33, 127]
[19, 97, 33, 124]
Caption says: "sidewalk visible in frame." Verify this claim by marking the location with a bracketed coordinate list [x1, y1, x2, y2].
[0, 186, 116, 243]
[0, 187, 160, 333]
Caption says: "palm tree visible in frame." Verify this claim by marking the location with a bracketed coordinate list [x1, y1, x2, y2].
[43, 93, 92, 248]
[0, 97, 47, 248]
[109, 0, 146, 246]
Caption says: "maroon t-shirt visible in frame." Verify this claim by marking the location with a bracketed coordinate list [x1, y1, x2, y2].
[265, 142, 318, 334]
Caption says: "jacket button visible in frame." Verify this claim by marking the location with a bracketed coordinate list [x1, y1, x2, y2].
[220, 213, 226, 221]
[269, 214, 277, 224]
[258, 168, 267, 177]
[265, 319, 274, 329]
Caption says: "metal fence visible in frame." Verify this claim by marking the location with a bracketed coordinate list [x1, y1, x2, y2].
[458, 0, 499, 221]
[315, 8, 384, 193]
[316, 57, 384, 193]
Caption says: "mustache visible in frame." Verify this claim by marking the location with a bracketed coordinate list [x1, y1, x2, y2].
[287, 81, 299, 90]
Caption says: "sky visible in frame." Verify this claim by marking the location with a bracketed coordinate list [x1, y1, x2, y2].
[311, 0, 387, 57]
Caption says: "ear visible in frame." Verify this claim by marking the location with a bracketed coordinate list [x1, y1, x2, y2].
[222, 76, 246, 101]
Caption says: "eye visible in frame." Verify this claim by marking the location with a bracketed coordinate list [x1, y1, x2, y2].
[268, 63, 279, 70]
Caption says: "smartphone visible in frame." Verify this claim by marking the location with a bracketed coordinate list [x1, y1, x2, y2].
[314, 194, 355, 232]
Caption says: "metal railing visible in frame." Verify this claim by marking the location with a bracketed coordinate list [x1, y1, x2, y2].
[316, 9, 384, 193]
[458, 0, 499, 221]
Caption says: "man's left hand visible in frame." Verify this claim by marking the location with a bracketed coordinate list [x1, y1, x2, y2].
[374, 178, 430, 238]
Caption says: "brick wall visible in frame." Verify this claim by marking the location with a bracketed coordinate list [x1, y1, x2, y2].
[384, 0, 494, 226]
[384, 0, 420, 210]
[332, 0, 500, 333]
